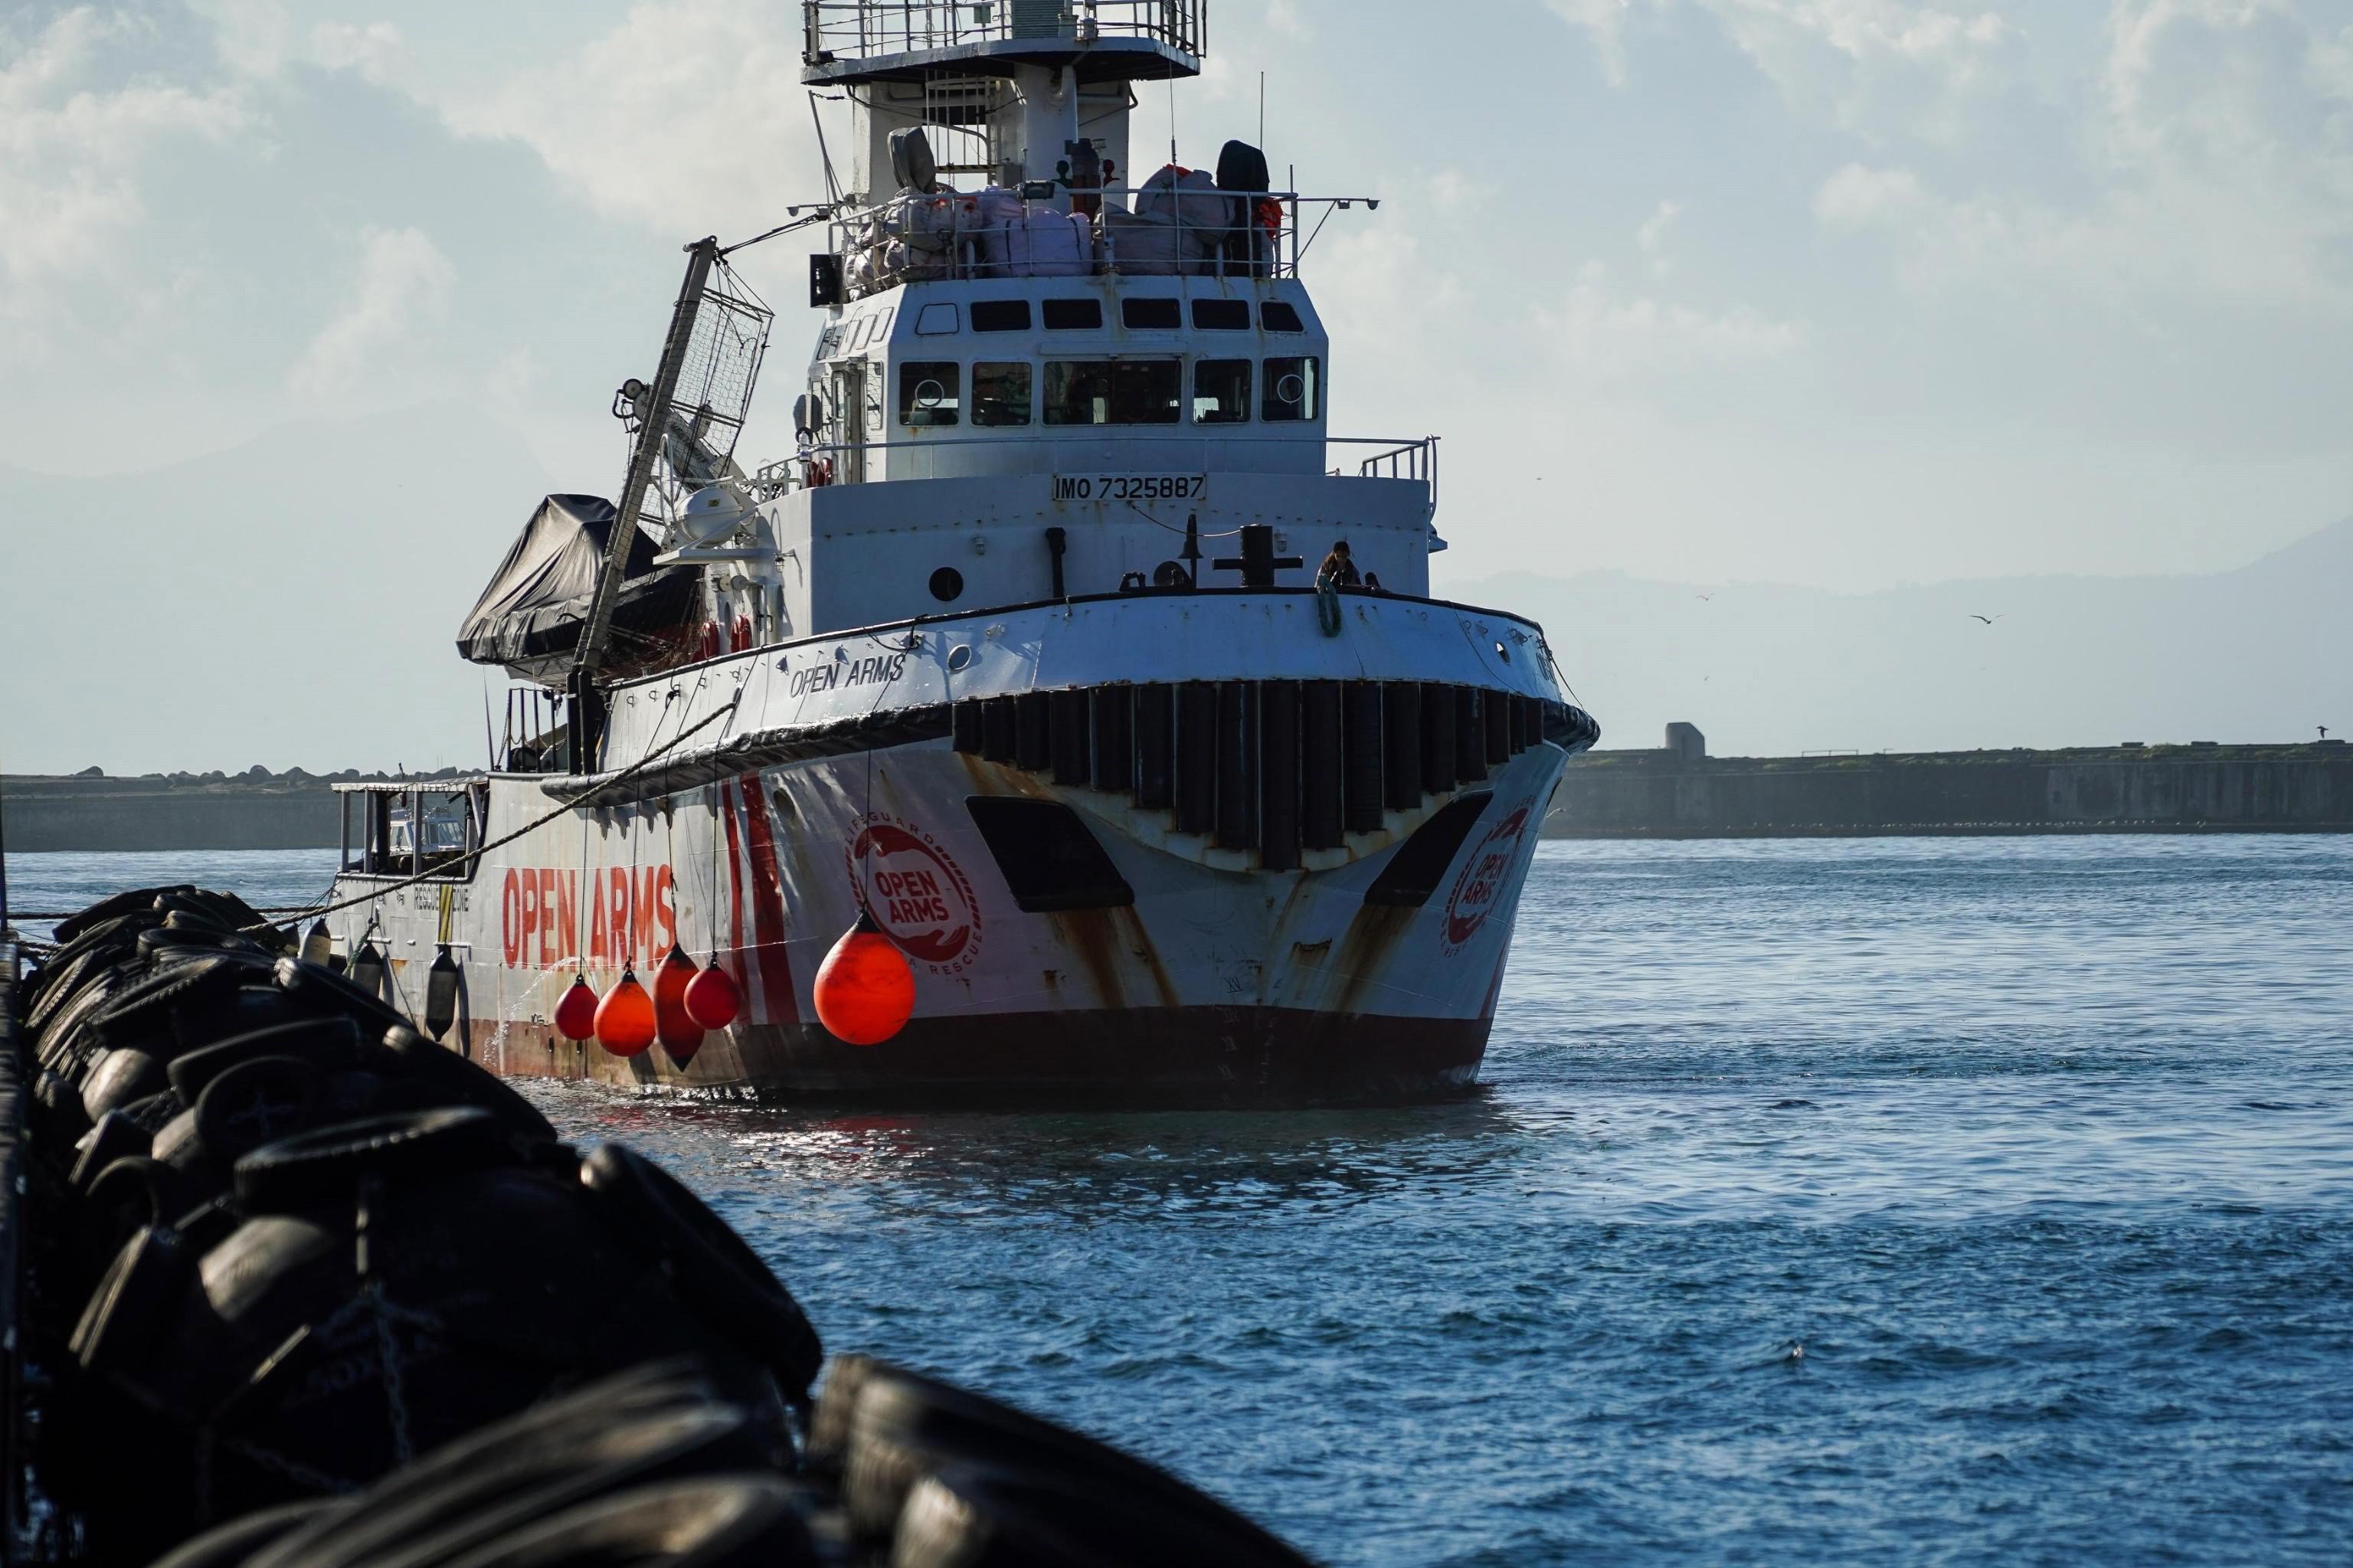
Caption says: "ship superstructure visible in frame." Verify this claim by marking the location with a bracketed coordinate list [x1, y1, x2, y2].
[321, 2, 1599, 1102]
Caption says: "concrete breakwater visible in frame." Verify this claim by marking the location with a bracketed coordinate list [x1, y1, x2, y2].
[2, 768, 456, 851]
[1549, 732, 2353, 837]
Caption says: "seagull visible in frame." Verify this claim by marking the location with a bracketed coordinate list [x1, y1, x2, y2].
[1696, 593, 1713, 602]
[1968, 614, 2001, 626]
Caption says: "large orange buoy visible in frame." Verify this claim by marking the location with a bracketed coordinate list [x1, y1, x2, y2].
[813, 911, 915, 1046]
[653, 944, 705, 1065]
[555, 976, 600, 1042]
[594, 969, 658, 1056]
[683, 960, 741, 1031]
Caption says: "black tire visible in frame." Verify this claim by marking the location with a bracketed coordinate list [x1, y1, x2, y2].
[89, 953, 271, 1047]
[84, 1155, 169, 1230]
[139, 926, 242, 959]
[70, 1223, 194, 1373]
[578, 1144, 823, 1403]
[247, 1363, 771, 1568]
[34, 956, 146, 1075]
[898, 1462, 1319, 1568]
[170, 1018, 363, 1102]
[890, 1468, 1098, 1568]
[26, 931, 148, 1027]
[826, 1358, 1315, 1566]
[234, 1108, 512, 1214]
[147, 1497, 352, 1568]
[75, 1157, 182, 1288]
[272, 956, 414, 1039]
[379, 1025, 558, 1143]
[80, 1047, 168, 1122]
[434, 1478, 817, 1568]
[31, 1065, 94, 1148]
[69, 1109, 155, 1190]
[197, 1057, 327, 1164]
[51, 884, 186, 944]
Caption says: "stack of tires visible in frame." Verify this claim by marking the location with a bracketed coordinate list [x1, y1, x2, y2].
[16, 887, 1317, 1568]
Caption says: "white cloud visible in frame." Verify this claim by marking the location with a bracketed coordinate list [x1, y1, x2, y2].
[1808, 5, 2353, 315]
[1637, 198, 1683, 275]
[288, 227, 455, 398]
[434, 0, 820, 232]
[308, 20, 400, 82]
[1693, 0, 2020, 139]
[1535, 260, 1806, 382]
[1265, 1, 1314, 42]
[1811, 162, 1925, 225]
[0, 9, 252, 291]
[1548, 0, 1638, 86]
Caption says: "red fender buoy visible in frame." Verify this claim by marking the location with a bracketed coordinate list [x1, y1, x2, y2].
[653, 944, 705, 1065]
[555, 976, 599, 1042]
[813, 911, 915, 1046]
[594, 970, 657, 1056]
[683, 960, 741, 1031]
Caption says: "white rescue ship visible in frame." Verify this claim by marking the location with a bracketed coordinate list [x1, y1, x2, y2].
[320, 1, 1599, 1104]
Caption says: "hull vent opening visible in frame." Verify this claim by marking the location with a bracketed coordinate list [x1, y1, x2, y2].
[1363, 791, 1495, 908]
[965, 797, 1137, 912]
[954, 680, 1566, 871]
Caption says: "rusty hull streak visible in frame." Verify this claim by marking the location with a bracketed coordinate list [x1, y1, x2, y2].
[1325, 903, 1420, 1020]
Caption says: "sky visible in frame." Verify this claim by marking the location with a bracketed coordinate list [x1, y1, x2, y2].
[2, 0, 2349, 770]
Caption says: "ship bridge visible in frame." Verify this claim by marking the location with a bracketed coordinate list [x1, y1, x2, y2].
[678, 2, 1438, 644]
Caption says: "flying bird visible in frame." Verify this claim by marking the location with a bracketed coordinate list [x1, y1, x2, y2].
[1968, 614, 2002, 626]
[1696, 593, 1713, 602]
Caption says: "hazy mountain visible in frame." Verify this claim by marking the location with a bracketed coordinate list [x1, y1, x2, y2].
[6, 404, 2342, 774]
[2, 403, 555, 775]
[1438, 519, 2353, 756]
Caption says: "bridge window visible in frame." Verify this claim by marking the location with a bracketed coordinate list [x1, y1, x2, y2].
[898, 361, 961, 427]
[915, 303, 961, 335]
[1193, 358, 1251, 424]
[1263, 356, 1320, 422]
[1193, 299, 1251, 330]
[972, 300, 1031, 332]
[1042, 298, 1103, 330]
[972, 362, 1033, 427]
[1262, 301, 1306, 333]
[1121, 297, 1182, 330]
[1044, 359, 1182, 425]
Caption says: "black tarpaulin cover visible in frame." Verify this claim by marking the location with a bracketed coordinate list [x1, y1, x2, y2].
[456, 494, 699, 683]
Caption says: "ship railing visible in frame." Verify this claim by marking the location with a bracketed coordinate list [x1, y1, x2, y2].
[826, 187, 1373, 299]
[804, 1, 1205, 61]
[752, 432, 1439, 515]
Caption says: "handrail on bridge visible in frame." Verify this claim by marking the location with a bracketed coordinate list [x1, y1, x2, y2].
[803, 1, 1206, 61]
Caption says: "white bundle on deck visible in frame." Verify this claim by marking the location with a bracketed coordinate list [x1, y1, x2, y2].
[998, 210, 1096, 277]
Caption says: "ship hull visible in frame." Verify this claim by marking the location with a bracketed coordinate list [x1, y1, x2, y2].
[326, 592, 1584, 1106]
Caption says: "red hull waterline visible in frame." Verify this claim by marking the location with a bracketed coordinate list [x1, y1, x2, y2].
[474, 1007, 1491, 1108]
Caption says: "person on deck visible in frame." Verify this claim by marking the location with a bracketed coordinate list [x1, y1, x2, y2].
[1316, 540, 1361, 589]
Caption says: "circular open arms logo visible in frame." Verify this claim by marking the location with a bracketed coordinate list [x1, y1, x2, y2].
[847, 814, 983, 972]
[1442, 801, 1533, 953]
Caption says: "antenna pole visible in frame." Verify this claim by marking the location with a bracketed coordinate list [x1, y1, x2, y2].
[571, 235, 719, 771]
[808, 92, 843, 205]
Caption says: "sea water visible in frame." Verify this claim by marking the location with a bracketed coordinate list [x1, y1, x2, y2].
[10, 837, 2351, 1565]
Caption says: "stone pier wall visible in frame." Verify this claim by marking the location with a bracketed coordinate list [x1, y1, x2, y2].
[1547, 745, 2353, 837]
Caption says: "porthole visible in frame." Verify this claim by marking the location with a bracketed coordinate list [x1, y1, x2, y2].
[947, 643, 974, 672]
[930, 567, 965, 602]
